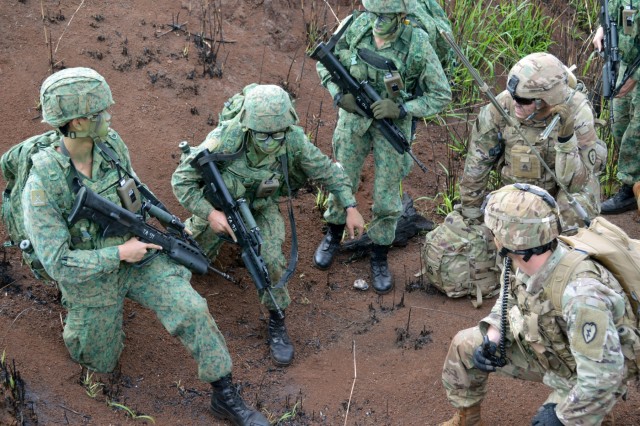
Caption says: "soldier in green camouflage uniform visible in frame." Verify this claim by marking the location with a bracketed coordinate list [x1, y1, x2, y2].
[439, 184, 639, 426]
[314, 0, 451, 294]
[594, 3, 640, 213]
[172, 84, 364, 367]
[460, 52, 604, 232]
[22, 68, 268, 426]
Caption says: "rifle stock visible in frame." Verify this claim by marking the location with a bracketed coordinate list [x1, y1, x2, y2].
[191, 149, 284, 317]
[68, 185, 210, 274]
[309, 18, 429, 173]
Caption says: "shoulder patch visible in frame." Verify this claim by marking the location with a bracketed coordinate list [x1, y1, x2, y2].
[588, 149, 597, 166]
[30, 189, 47, 206]
[571, 305, 609, 361]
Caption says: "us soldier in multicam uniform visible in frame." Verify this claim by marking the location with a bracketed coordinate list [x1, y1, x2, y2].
[440, 184, 639, 426]
[22, 68, 269, 426]
[172, 84, 365, 368]
[459, 52, 604, 232]
[594, 2, 640, 214]
[313, 0, 452, 294]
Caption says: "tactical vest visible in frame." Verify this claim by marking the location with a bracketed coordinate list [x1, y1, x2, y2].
[339, 12, 427, 100]
[30, 131, 133, 251]
[205, 120, 308, 210]
[509, 252, 639, 379]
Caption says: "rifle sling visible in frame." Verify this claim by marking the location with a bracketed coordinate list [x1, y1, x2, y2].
[357, 48, 398, 71]
[272, 153, 298, 289]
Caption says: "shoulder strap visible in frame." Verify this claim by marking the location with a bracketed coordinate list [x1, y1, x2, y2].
[548, 249, 590, 312]
[272, 153, 298, 289]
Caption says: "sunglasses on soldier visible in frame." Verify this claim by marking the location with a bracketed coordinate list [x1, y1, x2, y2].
[506, 75, 535, 105]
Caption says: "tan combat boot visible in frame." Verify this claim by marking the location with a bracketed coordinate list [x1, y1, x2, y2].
[439, 405, 483, 426]
[633, 182, 640, 212]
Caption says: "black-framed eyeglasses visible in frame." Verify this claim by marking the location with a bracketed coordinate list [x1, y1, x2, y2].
[252, 130, 287, 142]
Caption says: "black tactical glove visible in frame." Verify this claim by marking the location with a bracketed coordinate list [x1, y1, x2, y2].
[334, 93, 358, 114]
[371, 98, 401, 119]
[472, 335, 501, 372]
[549, 104, 575, 141]
[531, 403, 563, 426]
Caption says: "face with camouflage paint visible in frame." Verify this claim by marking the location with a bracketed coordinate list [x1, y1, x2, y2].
[250, 129, 287, 155]
[371, 12, 401, 38]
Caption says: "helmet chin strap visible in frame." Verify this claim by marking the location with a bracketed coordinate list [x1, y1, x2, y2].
[68, 113, 108, 142]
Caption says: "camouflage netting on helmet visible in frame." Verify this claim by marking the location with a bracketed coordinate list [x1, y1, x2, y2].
[239, 84, 298, 133]
[422, 210, 500, 307]
[40, 67, 114, 128]
[362, 0, 408, 14]
[484, 184, 561, 252]
[507, 52, 568, 106]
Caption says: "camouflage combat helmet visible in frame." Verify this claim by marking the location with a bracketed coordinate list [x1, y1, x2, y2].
[506, 52, 569, 106]
[40, 67, 114, 128]
[483, 183, 561, 252]
[239, 85, 298, 133]
[362, 0, 408, 14]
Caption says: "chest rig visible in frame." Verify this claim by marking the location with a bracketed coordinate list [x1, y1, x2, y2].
[342, 13, 416, 100]
[501, 107, 559, 192]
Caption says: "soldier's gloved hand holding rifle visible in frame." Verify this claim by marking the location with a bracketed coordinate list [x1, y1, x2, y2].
[548, 104, 576, 141]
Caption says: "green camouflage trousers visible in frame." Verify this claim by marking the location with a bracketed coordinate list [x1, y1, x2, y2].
[186, 202, 290, 311]
[324, 112, 412, 245]
[612, 63, 640, 185]
[60, 254, 231, 382]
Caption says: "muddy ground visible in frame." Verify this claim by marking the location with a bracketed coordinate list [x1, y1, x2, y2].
[1, 0, 640, 425]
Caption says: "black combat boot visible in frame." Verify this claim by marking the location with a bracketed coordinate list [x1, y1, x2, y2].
[601, 184, 636, 214]
[211, 374, 269, 426]
[370, 244, 393, 294]
[268, 310, 294, 366]
[313, 223, 345, 270]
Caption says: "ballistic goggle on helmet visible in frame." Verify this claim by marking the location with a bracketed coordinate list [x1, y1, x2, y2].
[506, 52, 569, 106]
[483, 183, 562, 257]
[40, 67, 114, 128]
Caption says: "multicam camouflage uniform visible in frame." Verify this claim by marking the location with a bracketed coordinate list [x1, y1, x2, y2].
[609, 0, 640, 187]
[317, 4, 451, 245]
[442, 185, 638, 425]
[171, 88, 357, 311]
[441, 244, 636, 425]
[23, 129, 231, 381]
[460, 54, 603, 230]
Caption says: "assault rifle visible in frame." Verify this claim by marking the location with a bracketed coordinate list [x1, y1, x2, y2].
[68, 185, 214, 276]
[600, 0, 619, 100]
[190, 149, 284, 318]
[309, 16, 429, 174]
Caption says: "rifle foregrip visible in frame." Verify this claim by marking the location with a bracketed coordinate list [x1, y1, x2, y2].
[241, 249, 270, 291]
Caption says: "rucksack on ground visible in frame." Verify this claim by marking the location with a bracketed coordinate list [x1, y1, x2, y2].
[1, 131, 60, 281]
[421, 210, 500, 307]
[549, 216, 640, 320]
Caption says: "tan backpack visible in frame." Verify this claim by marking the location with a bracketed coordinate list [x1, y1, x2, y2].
[549, 217, 640, 319]
[421, 210, 500, 307]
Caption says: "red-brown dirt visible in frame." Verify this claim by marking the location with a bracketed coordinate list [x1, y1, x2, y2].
[1, 1, 640, 425]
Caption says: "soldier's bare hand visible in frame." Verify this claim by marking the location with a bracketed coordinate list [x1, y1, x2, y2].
[207, 209, 237, 242]
[616, 78, 637, 98]
[593, 26, 604, 52]
[345, 207, 365, 239]
[118, 237, 163, 263]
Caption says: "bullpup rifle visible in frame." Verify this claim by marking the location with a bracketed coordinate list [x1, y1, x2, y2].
[191, 149, 284, 319]
[309, 15, 429, 173]
[68, 185, 230, 277]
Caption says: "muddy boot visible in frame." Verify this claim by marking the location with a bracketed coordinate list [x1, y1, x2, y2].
[634, 182, 640, 212]
[211, 374, 269, 426]
[268, 310, 294, 366]
[313, 223, 345, 270]
[601, 184, 636, 214]
[370, 244, 393, 294]
[439, 405, 483, 426]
